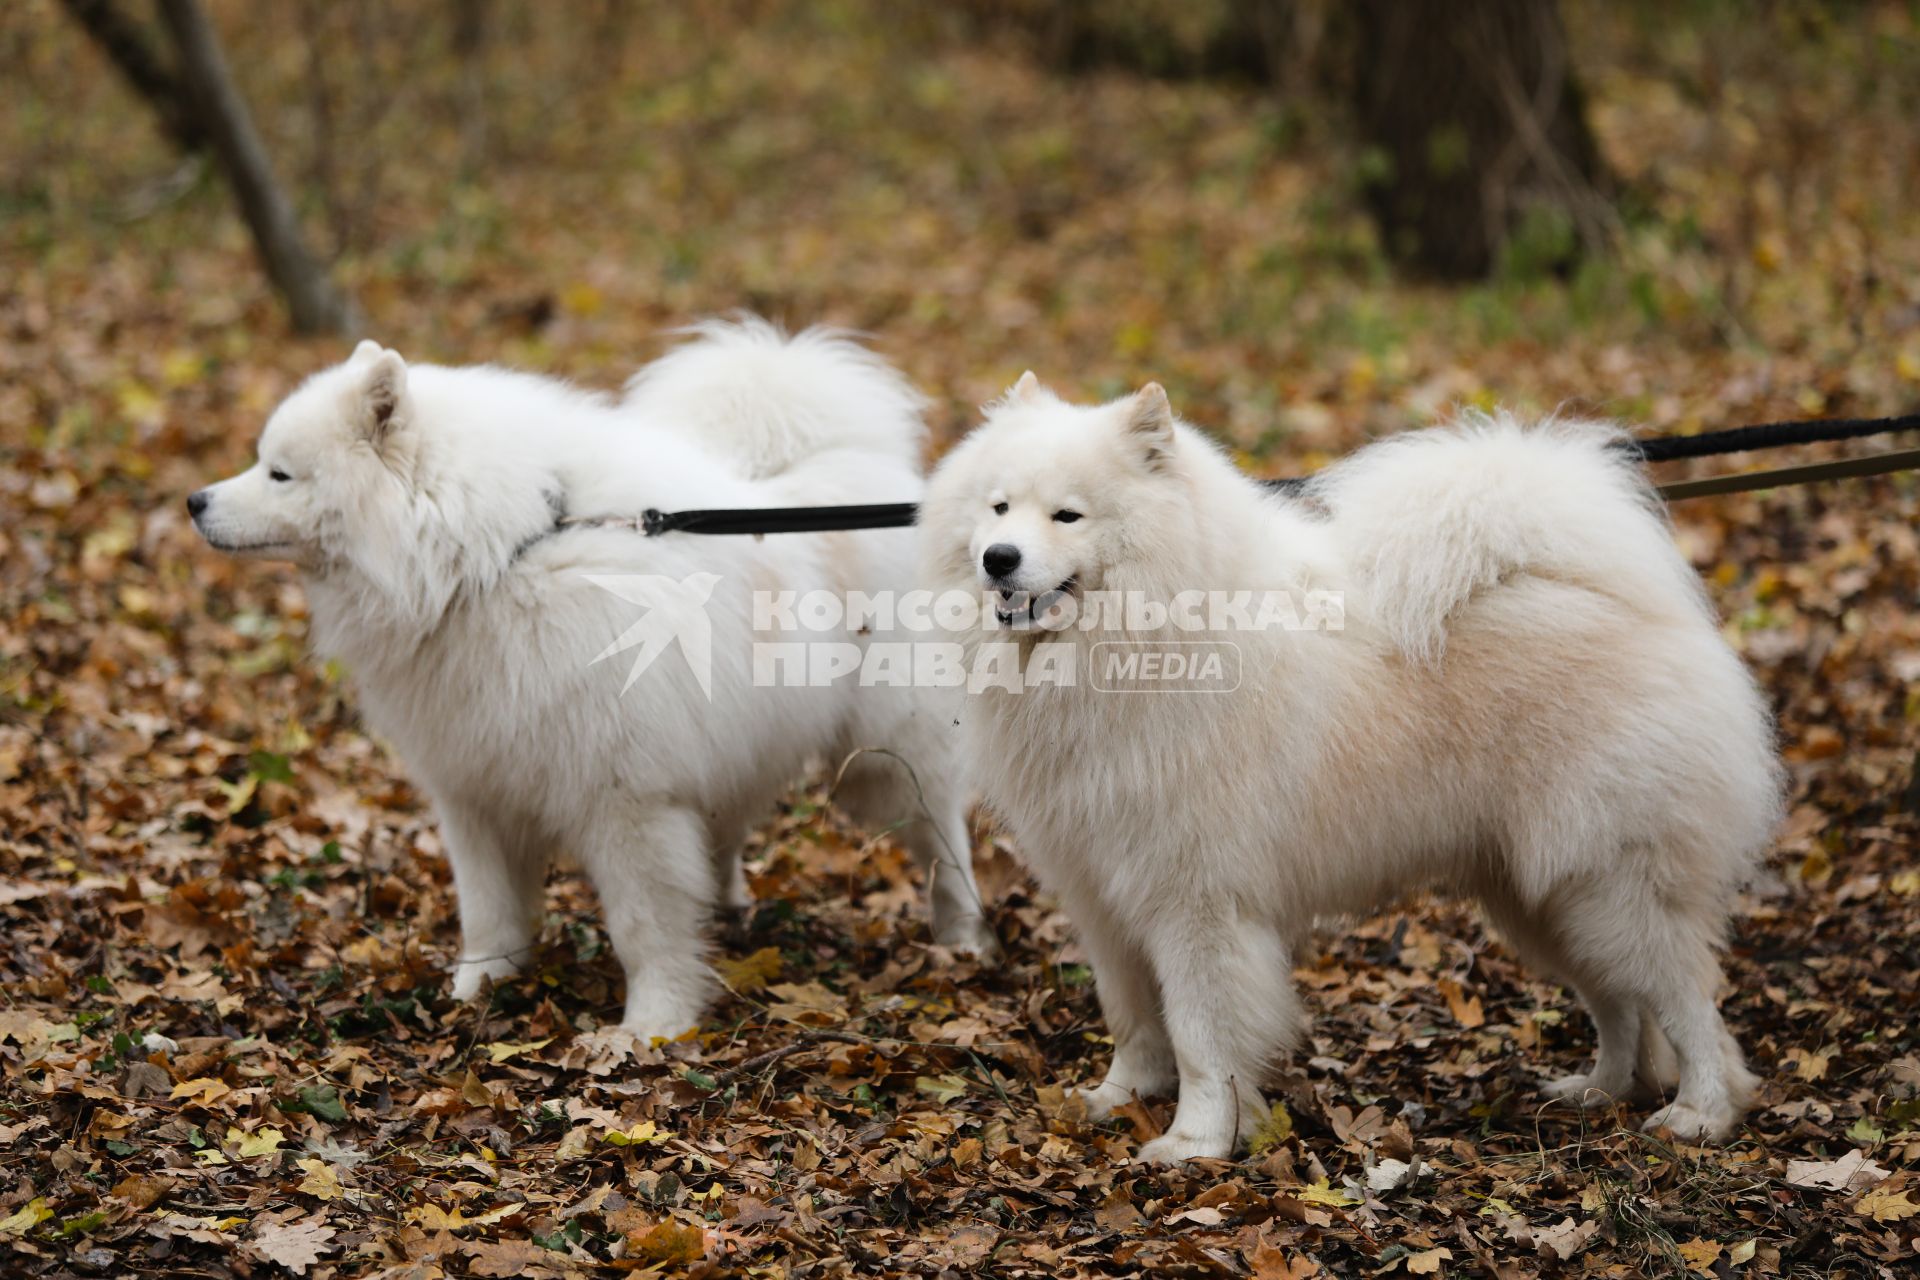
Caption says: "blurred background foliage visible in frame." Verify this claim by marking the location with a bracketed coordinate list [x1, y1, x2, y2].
[5, 0, 1919, 455]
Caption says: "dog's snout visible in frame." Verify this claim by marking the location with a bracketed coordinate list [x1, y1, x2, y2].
[982, 543, 1022, 579]
[186, 489, 210, 519]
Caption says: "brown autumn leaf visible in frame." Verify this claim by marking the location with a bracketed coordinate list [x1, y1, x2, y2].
[764, 980, 848, 1024]
[1437, 977, 1486, 1029]
[1533, 1217, 1599, 1261]
[463, 1238, 570, 1278]
[1854, 1184, 1920, 1222]
[248, 1215, 337, 1275]
[1786, 1150, 1890, 1192]
[627, 1221, 705, 1266]
[716, 945, 784, 995]
[1246, 1232, 1322, 1280]
[110, 1173, 173, 1211]
[1675, 1238, 1723, 1274]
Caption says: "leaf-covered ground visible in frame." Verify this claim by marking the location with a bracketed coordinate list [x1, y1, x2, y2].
[3, 2, 1919, 1276]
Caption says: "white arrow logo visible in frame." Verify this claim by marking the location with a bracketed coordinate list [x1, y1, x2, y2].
[584, 572, 722, 700]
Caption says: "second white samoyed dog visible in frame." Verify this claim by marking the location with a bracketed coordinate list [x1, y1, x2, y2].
[920, 375, 1781, 1161]
[191, 320, 995, 1039]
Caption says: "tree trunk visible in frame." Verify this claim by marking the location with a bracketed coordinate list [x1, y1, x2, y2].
[1349, 0, 1610, 280]
[451, 0, 491, 174]
[57, 0, 206, 153]
[154, 0, 359, 335]
[968, 0, 1298, 85]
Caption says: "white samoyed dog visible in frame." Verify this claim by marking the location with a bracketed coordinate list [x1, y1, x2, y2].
[919, 374, 1782, 1162]
[191, 320, 996, 1039]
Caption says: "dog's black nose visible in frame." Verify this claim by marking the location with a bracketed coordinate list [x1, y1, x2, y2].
[186, 490, 209, 519]
[982, 543, 1022, 579]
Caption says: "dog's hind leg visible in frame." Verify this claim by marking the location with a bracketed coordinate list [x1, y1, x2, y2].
[833, 748, 998, 957]
[1637, 1020, 1681, 1094]
[1068, 895, 1176, 1119]
[1551, 872, 1753, 1141]
[1135, 910, 1298, 1163]
[1635, 986, 1755, 1125]
[1479, 888, 1646, 1107]
[578, 802, 718, 1042]
[443, 802, 549, 1001]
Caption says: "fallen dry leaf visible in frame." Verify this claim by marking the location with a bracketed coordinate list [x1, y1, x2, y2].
[1676, 1237, 1723, 1274]
[764, 980, 848, 1024]
[716, 946, 784, 994]
[1785, 1150, 1890, 1192]
[628, 1220, 705, 1265]
[406, 1203, 516, 1231]
[1437, 977, 1486, 1029]
[294, 1158, 343, 1201]
[248, 1216, 336, 1275]
[1533, 1217, 1599, 1261]
[110, 1173, 174, 1211]
[1854, 1184, 1920, 1222]
[480, 1038, 553, 1064]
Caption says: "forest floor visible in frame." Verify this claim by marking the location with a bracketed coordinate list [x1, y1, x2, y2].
[2, 2, 1919, 1276]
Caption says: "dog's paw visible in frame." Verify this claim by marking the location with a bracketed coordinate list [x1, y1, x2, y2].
[619, 1014, 698, 1044]
[1134, 1131, 1233, 1165]
[934, 915, 1001, 960]
[1642, 1101, 1736, 1142]
[1543, 1072, 1626, 1108]
[1072, 1081, 1135, 1121]
[450, 956, 524, 1001]
[619, 993, 704, 1045]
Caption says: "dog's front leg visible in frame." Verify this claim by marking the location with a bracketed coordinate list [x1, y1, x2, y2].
[578, 802, 717, 1042]
[1070, 897, 1176, 1118]
[706, 814, 753, 913]
[442, 803, 548, 1000]
[1135, 913, 1298, 1163]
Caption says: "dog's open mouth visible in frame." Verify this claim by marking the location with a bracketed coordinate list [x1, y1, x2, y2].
[995, 576, 1078, 628]
[202, 533, 296, 555]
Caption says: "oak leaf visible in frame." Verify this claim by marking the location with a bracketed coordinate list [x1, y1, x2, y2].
[249, 1216, 336, 1275]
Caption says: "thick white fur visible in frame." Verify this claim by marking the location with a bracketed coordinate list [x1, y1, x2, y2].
[920, 380, 1782, 1161]
[192, 321, 994, 1039]
[626, 318, 928, 478]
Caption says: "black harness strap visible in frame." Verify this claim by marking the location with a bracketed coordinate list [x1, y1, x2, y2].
[556, 410, 1918, 538]
[1627, 412, 1920, 462]
[635, 502, 923, 538]
[1653, 445, 1920, 501]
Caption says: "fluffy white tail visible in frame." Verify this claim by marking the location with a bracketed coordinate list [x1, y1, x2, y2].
[622, 317, 927, 479]
[1318, 413, 1709, 661]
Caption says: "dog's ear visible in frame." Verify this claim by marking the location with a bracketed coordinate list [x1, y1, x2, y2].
[353, 348, 410, 447]
[1012, 370, 1041, 401]
[350, 338, 384, 365]
[1125, 382, 1175, 469]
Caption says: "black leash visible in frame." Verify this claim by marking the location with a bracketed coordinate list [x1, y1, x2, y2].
[626, 502, 925, 538]
[587, 410, 1920, 538]
[1653, 445, 1920, 501]
[1625, 412, 1920, 462]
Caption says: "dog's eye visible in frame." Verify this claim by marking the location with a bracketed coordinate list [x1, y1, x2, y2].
[1052, 509, 1083, 524]
[992, 502, 1008, 516]
[269, 467, 292, 483]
